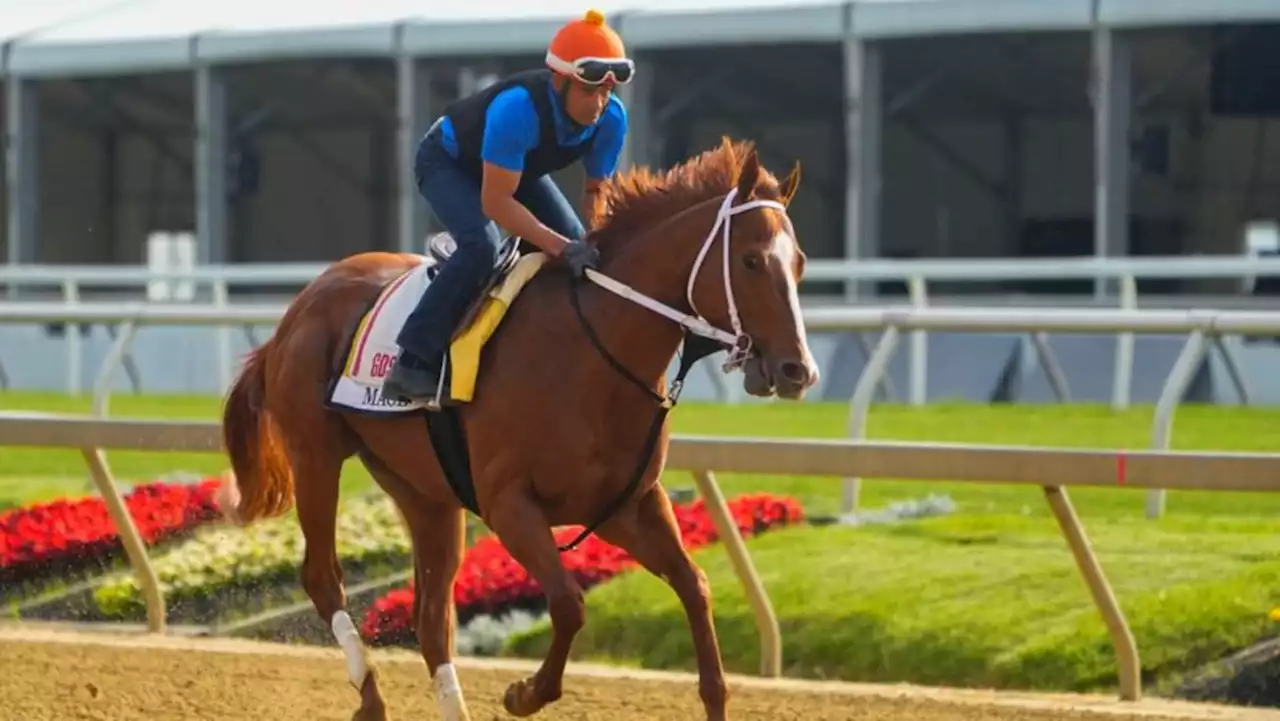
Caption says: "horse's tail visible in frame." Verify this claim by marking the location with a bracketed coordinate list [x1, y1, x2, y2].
[217, 339, 295, 526]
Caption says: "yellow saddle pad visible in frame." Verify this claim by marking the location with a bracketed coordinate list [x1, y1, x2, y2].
[448, 252, 548, 402]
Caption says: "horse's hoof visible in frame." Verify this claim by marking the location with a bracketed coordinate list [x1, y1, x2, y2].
[502, 677, 543, 718]
[351, 705, 389, 721]
[352, 670, 389, 721]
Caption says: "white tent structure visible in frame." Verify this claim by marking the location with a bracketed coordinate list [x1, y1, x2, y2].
[4, 0, 1280, 299]
[0, 0, 1124, 76]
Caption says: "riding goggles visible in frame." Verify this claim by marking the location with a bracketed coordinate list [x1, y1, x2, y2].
[546, 52, 635, 85]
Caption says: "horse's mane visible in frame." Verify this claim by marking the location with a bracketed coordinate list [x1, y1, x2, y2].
[587, 137, 781, 253]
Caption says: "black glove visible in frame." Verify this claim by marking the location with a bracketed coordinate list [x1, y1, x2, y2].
[562, 241, 600, 278]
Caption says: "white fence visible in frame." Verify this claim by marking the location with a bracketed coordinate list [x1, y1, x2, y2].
[2, 301, 1279, 519]
[3, 410, 1279, 702]
[6, 254, 1280, 297]
[4, 252, 1280, 399]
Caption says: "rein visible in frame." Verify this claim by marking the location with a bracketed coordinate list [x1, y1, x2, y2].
[557, 188, 789, 551]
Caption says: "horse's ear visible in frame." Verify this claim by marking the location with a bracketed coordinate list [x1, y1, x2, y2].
[736, 147, 761, 200]
[779, 161, 802, 206]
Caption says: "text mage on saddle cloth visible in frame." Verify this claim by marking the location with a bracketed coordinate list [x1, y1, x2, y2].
[328, 259, 435, 415]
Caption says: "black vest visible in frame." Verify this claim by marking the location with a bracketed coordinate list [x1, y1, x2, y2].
[443, 69, 599, 181]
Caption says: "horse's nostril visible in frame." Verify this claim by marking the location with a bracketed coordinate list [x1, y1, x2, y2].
[777, 360, 809, 386]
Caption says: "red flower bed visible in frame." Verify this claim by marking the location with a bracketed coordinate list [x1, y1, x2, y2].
[361, 493, 804, 646]
[0, 478, 225, 586]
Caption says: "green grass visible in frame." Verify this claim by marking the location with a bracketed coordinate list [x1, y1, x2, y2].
[5, 391, 1280, 693]
[507, 513, 1280, 693]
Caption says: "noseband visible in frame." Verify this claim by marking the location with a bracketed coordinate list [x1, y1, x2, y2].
[559, 187, 793, 551]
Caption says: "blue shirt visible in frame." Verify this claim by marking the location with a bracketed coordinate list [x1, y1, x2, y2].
[438, 77, 628, 180]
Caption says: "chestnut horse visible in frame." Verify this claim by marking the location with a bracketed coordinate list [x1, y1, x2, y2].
[217, 137, 818, 721]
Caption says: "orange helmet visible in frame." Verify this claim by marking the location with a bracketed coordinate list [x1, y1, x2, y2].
[545, 9, 634, 85]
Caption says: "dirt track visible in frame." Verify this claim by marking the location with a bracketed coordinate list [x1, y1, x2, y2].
[1, 625, 1277, 721]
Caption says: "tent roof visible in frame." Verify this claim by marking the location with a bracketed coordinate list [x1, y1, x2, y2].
[2, 0, 1275, 78]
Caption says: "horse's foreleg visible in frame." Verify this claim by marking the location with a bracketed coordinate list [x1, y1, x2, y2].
[295, 452, 389, 721]
[598, 487, 729, 721]
[485, 492, 585, 717]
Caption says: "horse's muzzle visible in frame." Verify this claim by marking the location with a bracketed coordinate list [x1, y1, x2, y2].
[772, 355, 816, 399]
[742, 355, 774, 398]
[742, 354, 817, 399]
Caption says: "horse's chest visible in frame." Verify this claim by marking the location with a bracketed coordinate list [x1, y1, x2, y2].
[527, 427, 667, 520]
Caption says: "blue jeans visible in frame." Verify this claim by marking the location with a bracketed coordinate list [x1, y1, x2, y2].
[395, 121, 586, 364]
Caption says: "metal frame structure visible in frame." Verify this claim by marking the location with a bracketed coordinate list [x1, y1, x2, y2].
[5, 1, 1280, 290]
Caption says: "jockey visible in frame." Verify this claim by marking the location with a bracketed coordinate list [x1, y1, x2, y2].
[384, 8, 633, 406]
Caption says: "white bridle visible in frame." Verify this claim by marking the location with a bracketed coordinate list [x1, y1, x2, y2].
[582, 187, 790, 372]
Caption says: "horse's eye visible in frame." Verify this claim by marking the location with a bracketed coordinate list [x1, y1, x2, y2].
[742, 254, 761, 271]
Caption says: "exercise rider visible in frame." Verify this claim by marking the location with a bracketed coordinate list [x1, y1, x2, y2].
[383, 8, 634, 406]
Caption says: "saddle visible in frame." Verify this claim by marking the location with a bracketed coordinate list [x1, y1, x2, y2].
[424, 231, 525, 340]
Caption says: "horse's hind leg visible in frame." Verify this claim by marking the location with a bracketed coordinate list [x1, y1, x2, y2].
[358, 450, 472, 721]
[293, 444, 390, 721]
[597, 486, 729, 721]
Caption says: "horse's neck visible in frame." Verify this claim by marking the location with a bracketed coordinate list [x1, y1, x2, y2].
[573, 199, 720, 390]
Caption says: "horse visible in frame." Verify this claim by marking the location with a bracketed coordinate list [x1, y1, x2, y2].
[216, 136, 819, 721]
